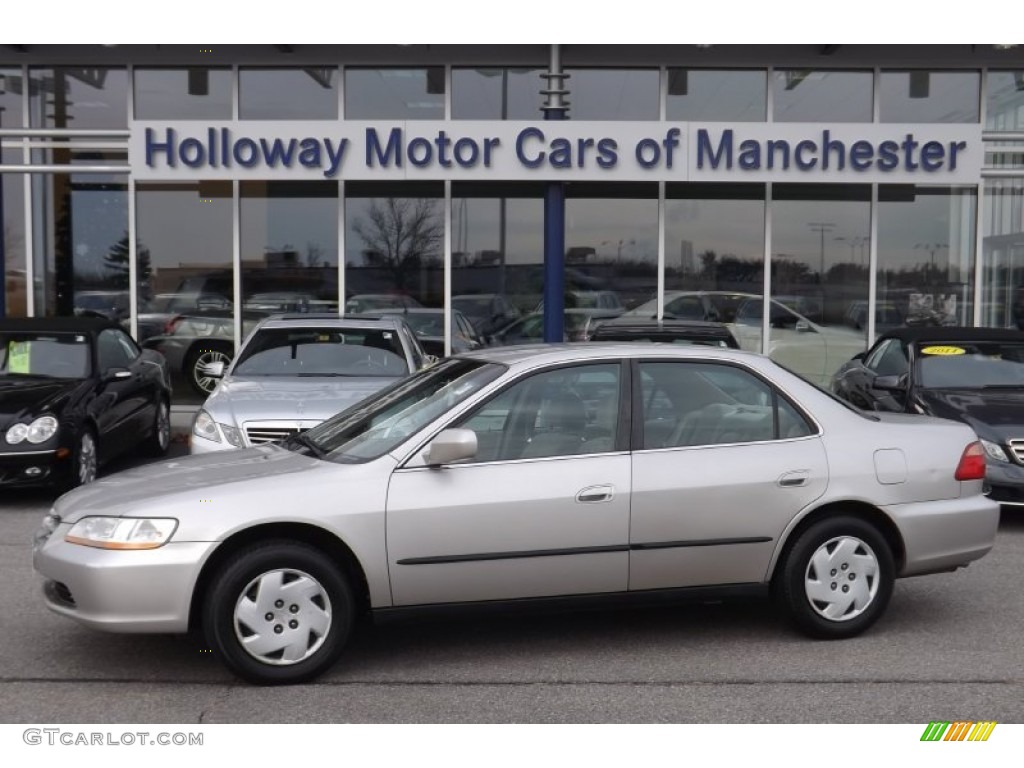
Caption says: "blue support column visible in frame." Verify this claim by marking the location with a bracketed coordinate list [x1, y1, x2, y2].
[542, 181, 565, 342]
[0, 175, 5, 318]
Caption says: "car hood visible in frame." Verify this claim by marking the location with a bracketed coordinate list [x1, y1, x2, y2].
[0, 377, 85, 427]
[52, 444, 324, 523]
[204, 375, 398, 426]
[917, 388, 1024, 441]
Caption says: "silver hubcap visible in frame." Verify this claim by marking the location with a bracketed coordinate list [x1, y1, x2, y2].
[78, 433, 97, 485]
[193, 351, 231, 394]
[156, 402, 170, 450]
[233, 569, 332, 666]
[804, 536, 880, 622]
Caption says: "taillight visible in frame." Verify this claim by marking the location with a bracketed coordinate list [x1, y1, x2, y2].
[955, 441, 986, 481]
[163, 315, 183, 335]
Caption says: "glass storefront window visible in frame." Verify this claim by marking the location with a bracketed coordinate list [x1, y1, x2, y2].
[134, 68, 232, 120]
[31, 173, 128, 320]
[345, 69, 444, 120]
[877, 185, 977, 331]
[451, 182, 543, 343]
[1, 69, 26, 316]
[345, 182, 444, 315]
[764, 184, 871, 386]
[28, 68, 128, 129]
[663, 184, 765, 323]
[566, 69, 659, 120]
[880, 71, 980, 123]
[666, 69, 766, 122]
[987, 71, 1024, 132]
[239, 68, 338, 120]
[773, 70, 872, 123]
[980, 181, 1023, 329]
[136, 182, 233, 403]
[1, 68, 24, 127]
[240, 181, 338, 320]
[452, 68, 545, 120]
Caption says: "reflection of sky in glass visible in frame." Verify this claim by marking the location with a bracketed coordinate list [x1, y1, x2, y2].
[773, 71, 872, 123]
[345, 69, 444, 120]
[452, 68, 545, 120]
[452, 198, 543, 264]
[134, 69, 232, 120]
[136, 185, 232, 271]
[986, 71, 1024, 130]
[0, 69, 24, 127]
[30, 69, 128, 129]
[772, 195, 870, 273]
[566, 69, 659, 120]
[878, 188, 977, 271]
[665, 197, 764, 276]
[566, 199, 658, 263]
[241, 187, 338, 265]
[666, 70, 766, 122]
[880, 71, 980, 123]
[240, 68, 338, 120]
[69, 178, 127, 278]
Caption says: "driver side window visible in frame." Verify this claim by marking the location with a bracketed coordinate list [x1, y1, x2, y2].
[97, 329, 132, 372]
[866, 339, 908, 377]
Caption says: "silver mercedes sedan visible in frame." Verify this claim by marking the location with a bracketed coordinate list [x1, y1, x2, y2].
[33, 344, 999, 685]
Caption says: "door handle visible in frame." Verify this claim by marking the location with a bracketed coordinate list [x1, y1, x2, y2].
[777, 470, 810, 488]
[576, 484, 614, 503]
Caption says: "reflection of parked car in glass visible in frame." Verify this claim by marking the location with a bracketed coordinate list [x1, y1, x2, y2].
[731, 296, 865, 386]
[243, 292, 338, 315]
[345, 294, 422, 314]
[34, 344, 997, 684]
[534, 290, 624, 313]
[587, 317, 740, 348]
[136, 293, 233, 344]
[452, 294, 520, 338]
[624, 291, 750, 323]
[1, 317, 171, 492]
[358, 308, 484, 356]
[142, 310, 263, 397]
[190, 315, 428, 454]
[491, 309, 623, 345]
[74, 290, 130, 322]
[844, 301, 904, 333]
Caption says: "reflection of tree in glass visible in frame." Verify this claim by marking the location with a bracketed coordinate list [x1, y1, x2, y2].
[104, 232, 152, 290]
[353, 198, 442, 288]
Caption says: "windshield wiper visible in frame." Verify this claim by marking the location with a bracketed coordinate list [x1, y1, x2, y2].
[285, 431, 326, 459]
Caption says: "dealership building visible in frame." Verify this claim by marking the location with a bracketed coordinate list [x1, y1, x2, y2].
[1, 44, 1023, 400]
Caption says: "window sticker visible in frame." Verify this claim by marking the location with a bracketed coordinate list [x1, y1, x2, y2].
[921, 345, 966, 356]
[8, 341, 31, 373]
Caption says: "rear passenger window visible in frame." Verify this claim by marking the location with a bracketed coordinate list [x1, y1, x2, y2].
[639, 362, 813, 449]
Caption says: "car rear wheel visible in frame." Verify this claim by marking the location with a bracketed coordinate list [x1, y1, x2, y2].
[202, 541, 354, 685]
[184, 344, 232, 398]
[775, 515, 894, 639]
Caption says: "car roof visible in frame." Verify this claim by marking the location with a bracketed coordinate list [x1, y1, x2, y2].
[589, 318, 739, 345]
[878, 327, 1024, 345]
[0, 317, 120, 335]
[259, 313, 407, 329]
[464, 342, 765, 367]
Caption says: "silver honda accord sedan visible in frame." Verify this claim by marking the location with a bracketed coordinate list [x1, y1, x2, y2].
[33, 344, 999, 685]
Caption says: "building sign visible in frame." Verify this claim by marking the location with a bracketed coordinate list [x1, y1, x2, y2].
[130, 121, 982, 183]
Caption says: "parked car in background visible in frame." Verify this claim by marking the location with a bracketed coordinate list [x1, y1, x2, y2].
[831, 327, 1024, 508]
[73, 290, 130, 322]
[190, 314, 428, 453]
[588, 317, 740, 348]
[344, 294, 422, 314]
[1, 317, 170, 491]
[142, 309, 263, 397]
[34, 344, 997, 684]
[358, 308, 485, 356]
[491, 309, 623, 345]
[136, 292, 233, 344]
[452, 294, 520, 338]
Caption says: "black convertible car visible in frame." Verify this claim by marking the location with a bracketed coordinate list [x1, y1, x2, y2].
[0, 318, 172, 491]
[831, 327, 1024, 507]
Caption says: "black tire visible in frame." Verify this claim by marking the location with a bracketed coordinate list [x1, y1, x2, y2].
[202, 540, 354, 685]
[774, 515, 895, 639]
[184, 343, 233, 398]
[141, 397, 171, 457]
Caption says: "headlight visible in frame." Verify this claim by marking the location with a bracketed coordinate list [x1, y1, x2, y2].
[192, 410, 221, 443]
[65, 517, 178, 550]
[980, 439, 1009, 463]
[6, 415, 58, 445]
[220, 423, 244, 448]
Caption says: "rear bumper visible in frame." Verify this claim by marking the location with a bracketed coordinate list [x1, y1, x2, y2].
[983, 460, 1024, 506]
[885, 494, 999, 577]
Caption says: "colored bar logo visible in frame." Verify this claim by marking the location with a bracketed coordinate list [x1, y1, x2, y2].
[921, 721, 997, 741]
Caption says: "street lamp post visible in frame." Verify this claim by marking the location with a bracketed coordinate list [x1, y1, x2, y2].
[808, 222, 835, 283]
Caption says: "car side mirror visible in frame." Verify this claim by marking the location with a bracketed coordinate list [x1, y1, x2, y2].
[201, 361, 226, 379]
[425, 428, 477, 467]
[873, 373, 907, 392]
[102, 367, 132, 382]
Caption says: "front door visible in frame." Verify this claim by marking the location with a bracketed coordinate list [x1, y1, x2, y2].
[387, 361, 631, 606]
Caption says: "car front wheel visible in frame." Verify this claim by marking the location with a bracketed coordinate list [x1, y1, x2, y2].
[775, 515, 895, 639]
[202, 541, 354, 685]
[184, 344, 232, 397]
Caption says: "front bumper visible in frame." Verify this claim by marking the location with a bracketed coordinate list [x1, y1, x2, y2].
[0, 449, 71, 488]
[33, 528, 217, 633]
[983, 460, 1024, 506]
[886, 493, 999, 577]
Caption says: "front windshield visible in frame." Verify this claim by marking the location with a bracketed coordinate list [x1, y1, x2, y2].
[401, 313, 446, 337]
[232, 327, 409, 377]
[290, 358, 504, 463]
[917, 341, 1024, 389]
[1, 332, 91, 378]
